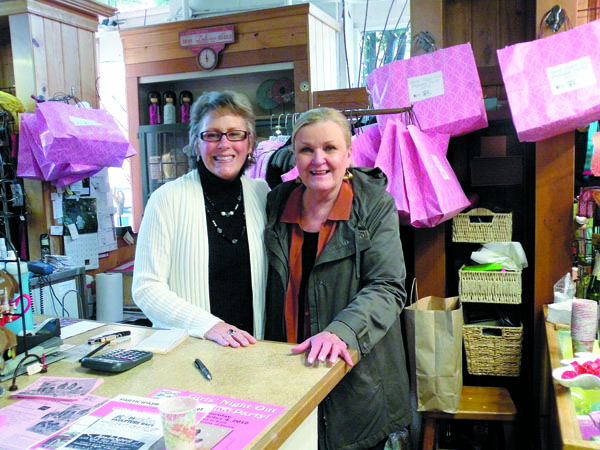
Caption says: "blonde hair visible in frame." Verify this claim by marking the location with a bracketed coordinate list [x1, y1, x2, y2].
[292, 107, 352, 149]
[188, 91, 256, 168]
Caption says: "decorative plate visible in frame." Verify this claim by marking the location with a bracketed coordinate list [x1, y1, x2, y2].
[256, 79, 279, 110]
[553, 352, 600, 389]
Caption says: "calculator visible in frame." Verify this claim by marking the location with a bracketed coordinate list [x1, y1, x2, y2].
[80, 348, 153, 373]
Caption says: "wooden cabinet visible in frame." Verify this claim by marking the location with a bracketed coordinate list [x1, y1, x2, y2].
[0, 0, 115, 260]
[120, 3, 342, 231]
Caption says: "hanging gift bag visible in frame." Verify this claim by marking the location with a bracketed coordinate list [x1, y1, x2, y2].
[497, 19, 600, 142]
[35, 101, 136, 167]
[398, 124, 470, 228]
[17, 113, 44, 180]
[404, 282, 463, 413]
[366, 42, 487, 137]
[373, 120, 410, 224]
[351, 123, 380, 168]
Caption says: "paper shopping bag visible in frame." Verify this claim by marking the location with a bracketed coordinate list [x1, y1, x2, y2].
[497, 19, 600, 142]
[366, 42, 487, 137]
[399, 124, 470, 228]
[404, 295, 463, 413]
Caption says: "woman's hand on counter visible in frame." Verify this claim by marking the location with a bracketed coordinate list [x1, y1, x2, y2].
[204, 321, 257, 347]
[292, 331, 354, 367]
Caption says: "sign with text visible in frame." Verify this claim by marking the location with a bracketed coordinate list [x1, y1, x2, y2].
[179, 25, 235, 48]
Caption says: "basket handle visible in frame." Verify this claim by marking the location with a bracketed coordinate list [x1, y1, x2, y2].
[465, 208, 494, 216]
[481, 328, 503, 337]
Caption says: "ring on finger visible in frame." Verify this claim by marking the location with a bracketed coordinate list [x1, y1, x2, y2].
[227, 329, 236, 335]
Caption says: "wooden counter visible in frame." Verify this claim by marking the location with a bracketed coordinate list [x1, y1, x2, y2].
[0, 322, 355, 449]
[545, 307, 600, 450]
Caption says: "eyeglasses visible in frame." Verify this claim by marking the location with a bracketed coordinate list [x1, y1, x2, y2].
[199, 130, 248, 142]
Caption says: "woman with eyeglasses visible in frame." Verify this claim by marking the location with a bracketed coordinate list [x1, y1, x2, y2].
[133, 91, 269, 347]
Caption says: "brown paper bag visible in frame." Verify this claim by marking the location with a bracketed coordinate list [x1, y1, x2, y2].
[404, 295, 463, 413]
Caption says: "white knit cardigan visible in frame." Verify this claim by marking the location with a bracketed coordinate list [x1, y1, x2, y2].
[132, 170, 269, 339]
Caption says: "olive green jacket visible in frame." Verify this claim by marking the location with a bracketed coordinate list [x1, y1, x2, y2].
[264, 167, 413, 450]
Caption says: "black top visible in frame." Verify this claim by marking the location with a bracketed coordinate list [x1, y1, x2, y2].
[298, 231, 319, 342]
[198, 160, 253, 334]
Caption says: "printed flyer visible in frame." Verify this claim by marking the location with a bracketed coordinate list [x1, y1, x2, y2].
[150, 388, 287, 449]
[33, 394, 214, 450]
[0, 395, 108, 450]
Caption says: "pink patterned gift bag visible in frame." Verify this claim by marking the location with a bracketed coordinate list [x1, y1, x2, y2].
[373, 120, 410, 224]
[17, 113, 44, 180]
[497, 19, 600, 142]
[400, 125, 470, 228]
[36, 101, 136, 167]
[366, 42, 487, 137]
[351, 124, 380, 168]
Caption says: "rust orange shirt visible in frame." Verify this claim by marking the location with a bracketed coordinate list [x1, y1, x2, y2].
[280, 181, 353, 343]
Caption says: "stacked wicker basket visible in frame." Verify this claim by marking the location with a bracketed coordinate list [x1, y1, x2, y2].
[453, 208, 523, 377]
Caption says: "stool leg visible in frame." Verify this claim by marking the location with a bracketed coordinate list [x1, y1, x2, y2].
[422, 418, 437, 450]
[503, 421, 516, 450]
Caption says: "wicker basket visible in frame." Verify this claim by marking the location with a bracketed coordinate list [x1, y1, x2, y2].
[463, 321, 523, 376]
[452, 208, 512, 243]
[459, 267, 522, 304]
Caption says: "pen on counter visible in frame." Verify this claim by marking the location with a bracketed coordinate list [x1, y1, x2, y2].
[88, 330, 132, 344]
[194, 358, 213, 381]
[79, 341, 110, 362]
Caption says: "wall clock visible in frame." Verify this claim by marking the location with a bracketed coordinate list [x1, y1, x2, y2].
[197, 47, 218, 71]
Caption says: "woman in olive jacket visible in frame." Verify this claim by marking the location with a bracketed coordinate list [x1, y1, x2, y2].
[264, 107, 413, 450]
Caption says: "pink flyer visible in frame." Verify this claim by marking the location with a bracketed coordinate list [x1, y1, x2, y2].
[150, 388, 287, 449]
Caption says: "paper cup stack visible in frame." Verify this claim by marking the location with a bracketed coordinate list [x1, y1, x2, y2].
[571, 299, 598, 354]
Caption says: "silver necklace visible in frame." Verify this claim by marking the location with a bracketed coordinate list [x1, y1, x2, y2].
[203, 187, 242, 217]
[203, 186, 245, 244]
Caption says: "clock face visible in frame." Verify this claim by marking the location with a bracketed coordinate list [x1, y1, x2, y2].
[197, 47, 218, 71]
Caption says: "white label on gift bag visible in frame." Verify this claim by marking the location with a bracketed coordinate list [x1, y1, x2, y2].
[431, 154, 450, 180]
[408, 71, 445, 102]
[546, 56, 596, 95]
[69, 116, 102, 126]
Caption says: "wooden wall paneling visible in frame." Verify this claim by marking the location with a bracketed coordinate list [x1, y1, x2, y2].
[9, 14, 36, 112]
[293, 58, 310, 111]
[414, 226, 447, 297]
[61, 23, 81, 100]
[500, 0, 529, 47]
[77, 28, 97, 107]
[2, 0, 100, 32]
[121, 9, 310, 66]
[471, 0, 499, 66]
[444, 0, 471, 48]
[30, 13, 48, 102]
[0, 43, 13, 89]
[410, 0, 444, 48]
[126, 75, 143, 233]
[44, 18, 64, 98]
[535, 132, 575, 449]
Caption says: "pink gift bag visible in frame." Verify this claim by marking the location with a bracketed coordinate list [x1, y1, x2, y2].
[400, 125, 470, 228]
[36, 101, 136, 167]
[497, 19, 600, 142]
[17, 113, 44, 180]
[17, 102, 136, 186]
[366, 43, 487, 137]
[351, 124, 380, 168]
[374, 120, 410, 224]
[18, 111, 104, 186]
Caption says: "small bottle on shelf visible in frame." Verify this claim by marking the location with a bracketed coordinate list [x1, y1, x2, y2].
[588, 245, 600, 301]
